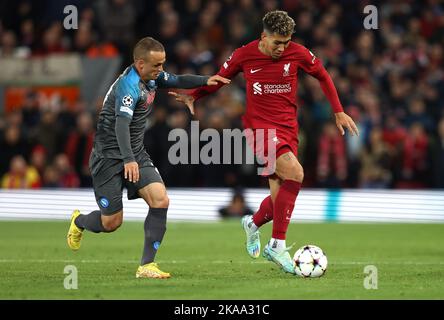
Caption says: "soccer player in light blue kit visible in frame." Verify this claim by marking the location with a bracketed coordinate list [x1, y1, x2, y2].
[67, 37, 230, 278]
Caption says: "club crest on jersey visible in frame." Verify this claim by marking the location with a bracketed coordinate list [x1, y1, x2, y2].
[283, 63, 291, 76]
[145, 90, 156, 107]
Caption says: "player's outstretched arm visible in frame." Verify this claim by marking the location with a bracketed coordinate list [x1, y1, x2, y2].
[157, 72, 230, 90]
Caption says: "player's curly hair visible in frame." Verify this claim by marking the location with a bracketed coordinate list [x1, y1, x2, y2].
[133, 37, 164, 61]
[262, 10, 295, 36]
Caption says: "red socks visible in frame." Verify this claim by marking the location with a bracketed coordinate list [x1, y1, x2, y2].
[252, 180, 302, 240]
[252, 195, 274, 227]
[272, 180, 301, 240]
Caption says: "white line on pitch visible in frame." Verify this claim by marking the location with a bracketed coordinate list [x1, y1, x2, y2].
[0, 259, 443, 265]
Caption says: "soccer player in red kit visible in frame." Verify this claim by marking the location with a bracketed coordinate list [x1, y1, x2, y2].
[170, 10, 359, 274]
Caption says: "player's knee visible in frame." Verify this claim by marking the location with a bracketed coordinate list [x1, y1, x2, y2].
[102, 215, 123, 232]
[150, 194, 169, 208]
[282, 161, 304, 182]
[293, 164, 304, 182]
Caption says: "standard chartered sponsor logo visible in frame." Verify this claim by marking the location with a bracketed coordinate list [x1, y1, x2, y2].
[263, 83, 291, 94]
[253, 82, 291, 94]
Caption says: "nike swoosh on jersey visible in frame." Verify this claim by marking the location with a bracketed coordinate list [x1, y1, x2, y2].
[250, 68, 262, 73]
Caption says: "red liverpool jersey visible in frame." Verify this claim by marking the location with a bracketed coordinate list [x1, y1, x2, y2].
[191, 40, 343, 130]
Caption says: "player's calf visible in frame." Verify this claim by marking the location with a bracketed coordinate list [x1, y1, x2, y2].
[101, 213, 123, 232]
[74, 210, 122, 233]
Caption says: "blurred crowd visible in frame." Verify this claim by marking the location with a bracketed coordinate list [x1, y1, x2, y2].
[1, 0, 444, 189]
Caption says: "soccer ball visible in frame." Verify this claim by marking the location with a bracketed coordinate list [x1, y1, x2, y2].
[293, 245, 328, 278]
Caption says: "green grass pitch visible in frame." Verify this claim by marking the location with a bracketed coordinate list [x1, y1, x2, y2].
[0, 220, 443, 299]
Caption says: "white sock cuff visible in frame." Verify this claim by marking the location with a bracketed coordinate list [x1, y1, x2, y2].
[247, 216, 258, 232]
[269, 238, 286, 252]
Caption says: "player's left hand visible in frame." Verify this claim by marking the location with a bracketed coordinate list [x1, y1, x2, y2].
[168, 92, 195, 115]
[207, 75, 231, 86]
[335, 112, 359, 136]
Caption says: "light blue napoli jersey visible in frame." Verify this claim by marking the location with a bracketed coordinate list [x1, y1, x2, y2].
[93, 65, 183, 159]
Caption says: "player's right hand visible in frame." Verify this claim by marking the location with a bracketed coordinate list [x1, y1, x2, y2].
[207, 75, 231, 85]
[124, 161, 139, 183]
